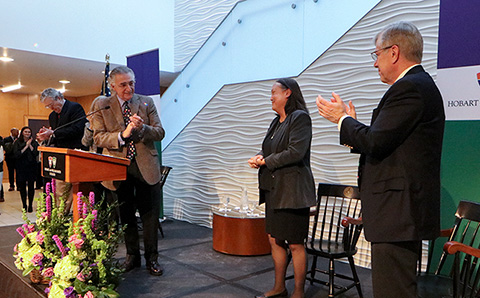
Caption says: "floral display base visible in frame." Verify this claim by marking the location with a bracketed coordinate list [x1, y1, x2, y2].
[29, 269, 50, 285]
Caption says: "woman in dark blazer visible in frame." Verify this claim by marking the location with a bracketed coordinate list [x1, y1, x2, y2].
[13, 126, 38, 212]
[248, 78, 316, 298]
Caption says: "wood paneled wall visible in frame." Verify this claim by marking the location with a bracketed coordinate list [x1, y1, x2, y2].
[1, 92, 98, 182]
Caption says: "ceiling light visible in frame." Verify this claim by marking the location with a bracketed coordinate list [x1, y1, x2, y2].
[1, 83, 22, 92]
[59, 80, 70, 84]
[0, 56, 14, 62]
[57, 86, 66, 93]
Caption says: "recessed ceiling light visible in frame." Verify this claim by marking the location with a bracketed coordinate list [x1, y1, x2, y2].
[1, 83, 22, 92]
[0, 56, 14, 62]
[59, 80, 70, 84]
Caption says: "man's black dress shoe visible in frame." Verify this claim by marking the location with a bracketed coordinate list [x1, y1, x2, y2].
[146, 260, 164, 276]
[122, 254, 141, 272]
[255, 289, 288, 298]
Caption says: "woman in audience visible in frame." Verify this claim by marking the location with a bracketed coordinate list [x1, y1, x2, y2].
[13, 126, 38, 212]
[248, 78, 316, 298]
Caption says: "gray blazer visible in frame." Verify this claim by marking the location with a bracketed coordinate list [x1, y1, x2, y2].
[258, 109, 316, 209]
[91, 94, 165, 190]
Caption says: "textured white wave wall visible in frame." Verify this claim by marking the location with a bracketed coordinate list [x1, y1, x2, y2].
[164, 0, 440, 268]
[174, 0, 240, 72]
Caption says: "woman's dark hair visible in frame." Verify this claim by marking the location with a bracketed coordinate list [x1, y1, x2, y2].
[19, 126, 32, 142]
[276, 78, 309, 115]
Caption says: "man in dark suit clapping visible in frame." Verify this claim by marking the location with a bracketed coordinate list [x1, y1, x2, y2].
[36, 88, 87, 212]
[316, 21, 445, 297]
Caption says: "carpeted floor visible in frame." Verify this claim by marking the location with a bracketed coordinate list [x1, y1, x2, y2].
[0, 219, 373, 298]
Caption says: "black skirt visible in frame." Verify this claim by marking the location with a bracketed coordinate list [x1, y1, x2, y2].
[264, 191, 310, 244]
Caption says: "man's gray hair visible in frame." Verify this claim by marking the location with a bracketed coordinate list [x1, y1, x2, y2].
[40, 88, 64, 102]
[375, 21, 423, 63]
[108, 66, 136, 89]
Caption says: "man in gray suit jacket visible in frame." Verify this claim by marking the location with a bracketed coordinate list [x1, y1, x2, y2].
[92, 66, 165, 276]
[316, 21, 445, 297]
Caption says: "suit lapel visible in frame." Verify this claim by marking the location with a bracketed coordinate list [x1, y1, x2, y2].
[110, 96, 126, 128]
[130, 94, 140, 115]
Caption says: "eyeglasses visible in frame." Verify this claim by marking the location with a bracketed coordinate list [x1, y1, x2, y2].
[370, 45, 395, 61]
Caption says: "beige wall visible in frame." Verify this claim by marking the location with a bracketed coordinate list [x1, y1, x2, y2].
[1, 92, 97, 182]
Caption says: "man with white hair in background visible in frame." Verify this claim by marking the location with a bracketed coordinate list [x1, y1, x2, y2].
[316, 21, 445, 297]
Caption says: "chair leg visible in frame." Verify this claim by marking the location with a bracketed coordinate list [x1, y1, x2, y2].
[310, 255, 318, 285]
[158, 219, 164, 238]
[348, 256, 363, 298]
[329, 258, 335, 298]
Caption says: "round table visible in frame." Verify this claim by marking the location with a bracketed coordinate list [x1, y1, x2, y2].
[212, 209, 271, 256]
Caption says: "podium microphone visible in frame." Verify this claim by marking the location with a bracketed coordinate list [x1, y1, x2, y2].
[53, 105, 111, 133]
[46, 105, 110, 146]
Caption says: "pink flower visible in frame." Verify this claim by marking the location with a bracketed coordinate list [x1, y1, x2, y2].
[14, 244, 18, 252]
[16, 227, 25, 238]
[68, 234, 84, 250]
[76, 272, 86, 282]
[36, 232, 45, 244]
[84, 291, 94, 298]
[31, 253, 43, 266]
[28, 224, 35, 233]
[42, 267, 54, 277]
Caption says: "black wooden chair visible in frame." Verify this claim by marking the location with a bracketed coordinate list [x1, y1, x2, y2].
[418, 200, 480, 298]
[305, 183, 363, 297]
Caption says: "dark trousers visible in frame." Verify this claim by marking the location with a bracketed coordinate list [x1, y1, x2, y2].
[371, 241, 421, 298]
[5, 158, 15, 188]
[17, 180, 35, 209]
[116, 160, 160, 262]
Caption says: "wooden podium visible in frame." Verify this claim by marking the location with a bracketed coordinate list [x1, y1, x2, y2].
[38, 146, 130, 221]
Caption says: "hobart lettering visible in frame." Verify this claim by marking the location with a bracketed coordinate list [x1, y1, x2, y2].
[447, 99, 479, 107]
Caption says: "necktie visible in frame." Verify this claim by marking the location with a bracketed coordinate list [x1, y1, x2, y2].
[122, 102, 137, 160]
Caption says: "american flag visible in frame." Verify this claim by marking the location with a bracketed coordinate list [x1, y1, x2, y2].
[101, 54, 111, 96]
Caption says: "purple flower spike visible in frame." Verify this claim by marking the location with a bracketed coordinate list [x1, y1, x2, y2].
[89, 192, 95, 208]
[46, 195, 52, 220]
[46, 182, 51, 195]
[52, 235, 66, 258]
[51, 179, 56, 194]
[77, 193, 84, 219]
[91, 210, 98, 230]
[83, 202, 88, 218]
